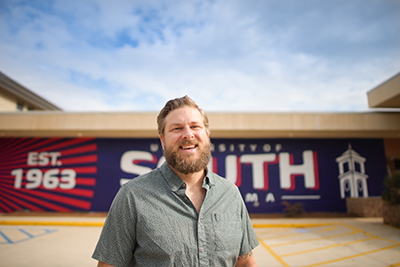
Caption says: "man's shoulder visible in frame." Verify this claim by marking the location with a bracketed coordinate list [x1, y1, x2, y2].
[209, 172, 239, 191]
[122, 167, 162, 189]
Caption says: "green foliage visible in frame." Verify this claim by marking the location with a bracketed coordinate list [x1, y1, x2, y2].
[382, 171, 400, 205]
[281, 201, 305, 217]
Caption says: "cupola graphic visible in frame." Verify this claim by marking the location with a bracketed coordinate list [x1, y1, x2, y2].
[336, 144, 368, 199]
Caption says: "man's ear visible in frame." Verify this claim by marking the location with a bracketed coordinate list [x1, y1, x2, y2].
[159, 134, 165, 150]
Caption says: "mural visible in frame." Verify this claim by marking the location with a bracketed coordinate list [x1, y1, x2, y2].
[0, 137, 387, 213]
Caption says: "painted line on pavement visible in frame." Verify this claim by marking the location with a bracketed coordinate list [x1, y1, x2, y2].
[1, 222, 330, 228]
[386, 263, 400, 267]
[280, 236, 378, 257]
[0, 220, 104, 227]
[302, 244, 400, 267]
[253, 223, 333, 228]
[258, 237, 290, 267]
[270, 229, 359, 247]
[255, 222, 400, 267]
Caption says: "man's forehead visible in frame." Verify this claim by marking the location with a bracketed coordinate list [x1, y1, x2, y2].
[165, 107, 203, 124]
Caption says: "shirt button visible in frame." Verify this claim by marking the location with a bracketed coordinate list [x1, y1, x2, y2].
[182, 183, 186, 188]
[201, 248, 204, 252]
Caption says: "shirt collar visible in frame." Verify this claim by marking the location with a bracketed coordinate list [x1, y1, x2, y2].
[203, 168, 216, 188]
[159, 162, 215, 192]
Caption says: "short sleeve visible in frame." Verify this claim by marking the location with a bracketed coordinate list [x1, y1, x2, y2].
[238, 193, 259, 256]
[92, 185, 137, 267]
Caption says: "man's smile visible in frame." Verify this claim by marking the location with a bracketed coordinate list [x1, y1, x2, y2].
[180, 144, 198, 150]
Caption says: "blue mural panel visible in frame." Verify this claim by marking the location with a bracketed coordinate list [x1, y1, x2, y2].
[0, 137, 387, 214]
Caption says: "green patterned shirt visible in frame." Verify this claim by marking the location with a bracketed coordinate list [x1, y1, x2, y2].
[92, 162, 259, 267]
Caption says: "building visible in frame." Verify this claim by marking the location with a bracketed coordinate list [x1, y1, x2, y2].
[0, 72, 399, 214]
[0, 71, 62, 111]
[367, 72, 400, 174]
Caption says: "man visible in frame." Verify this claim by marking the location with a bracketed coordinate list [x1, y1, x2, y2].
[93, 96, 259, 267]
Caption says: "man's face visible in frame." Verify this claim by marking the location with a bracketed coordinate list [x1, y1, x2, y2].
[160, 107, 211, 174]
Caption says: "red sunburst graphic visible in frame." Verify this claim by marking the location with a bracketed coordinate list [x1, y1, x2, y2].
[0, 138, 98, 213]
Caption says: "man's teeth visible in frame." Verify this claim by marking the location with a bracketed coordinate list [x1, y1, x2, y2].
[182, 145, 196, 149]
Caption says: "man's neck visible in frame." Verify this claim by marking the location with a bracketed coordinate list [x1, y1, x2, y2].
[171, 167, 207, 213]
[171, 167, 206, 189]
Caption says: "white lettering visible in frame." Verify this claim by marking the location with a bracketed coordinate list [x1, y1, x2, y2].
[38, 152, 50, 166]
[27, 151, 61, 166]
[120, 151, 155, 176]
[279, 150, 315, 189]
[27, 152, 38, 165]
[250, 144, 257, 152]
[43, 169, 59, 189]
[241, 154, 276, 189]
[275, 144, 282, 152]
[263, 144, 271, 152]
[60, 169, 76, 189]
[219, 144, 226, 152]
[150, 143, 159, 152]
[12, 169, 23, 188]
[229, 144, 235, 152]
[26, 169, 42, 189]
[265, 193, 275, 202]
[12, 168, 77, 190]
[49, 152, 61, 165]
[225, 155, 238, 184]
[238, 144, 246, 152]
[111, 147, 319, 193]
[245, 193, 258, 202]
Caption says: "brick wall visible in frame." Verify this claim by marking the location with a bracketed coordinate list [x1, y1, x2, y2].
[382, 202, 400, 227]
[346, 197, 383, 217]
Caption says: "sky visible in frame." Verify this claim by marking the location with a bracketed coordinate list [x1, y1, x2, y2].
[0, 0, 399, 112]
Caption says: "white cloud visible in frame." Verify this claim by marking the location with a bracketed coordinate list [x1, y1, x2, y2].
[0, 0, 399, 112]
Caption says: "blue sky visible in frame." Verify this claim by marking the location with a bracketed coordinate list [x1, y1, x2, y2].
[0, 0, 399, 112]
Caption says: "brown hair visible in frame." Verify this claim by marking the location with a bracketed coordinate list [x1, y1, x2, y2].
[157, 95, 209, 137]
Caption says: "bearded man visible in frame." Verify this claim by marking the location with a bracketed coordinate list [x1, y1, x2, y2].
[93, 96, 259, 267]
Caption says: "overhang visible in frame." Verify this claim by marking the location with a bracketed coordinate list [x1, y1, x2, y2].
[0, 111, 399, 138]
[367, 72, 400, 108]
[0, 71, 62, 111]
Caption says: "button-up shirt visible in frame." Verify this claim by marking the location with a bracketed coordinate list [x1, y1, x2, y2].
[92, 162, 259, 267]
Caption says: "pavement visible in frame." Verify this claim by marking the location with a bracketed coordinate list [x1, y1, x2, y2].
[0, 214, 399, 267]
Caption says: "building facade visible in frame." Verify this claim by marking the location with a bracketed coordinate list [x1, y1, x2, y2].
[0, 72, 399, 214]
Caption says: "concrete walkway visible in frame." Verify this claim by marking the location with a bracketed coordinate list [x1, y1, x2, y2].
[0, 215, 399, 267]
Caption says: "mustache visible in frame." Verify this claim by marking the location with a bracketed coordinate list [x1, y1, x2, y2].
[177, 140, 198, 147]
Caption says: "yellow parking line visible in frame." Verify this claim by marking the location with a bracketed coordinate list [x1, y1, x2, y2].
[255, 224, 335, 241]
[386, 263, 400, 267]
[302, 244, 400, 267]
[256, 228, 290, 236]
[258, 238, 290, 267]
[261, 231, 305, 240]
[253, 223, 332, 228]
[317, 225, 337, 233]
[270, 229, 360, 247]
[340, 223, 400, 245]
[280, 236, 377, 257]
[0, 221, 104, 227]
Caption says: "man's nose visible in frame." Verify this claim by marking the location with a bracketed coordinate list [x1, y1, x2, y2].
[182, 126, 194, 139]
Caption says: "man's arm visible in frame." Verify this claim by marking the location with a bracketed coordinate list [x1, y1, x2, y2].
[235, 251, 258, 267]
[97, 261, 115, 267]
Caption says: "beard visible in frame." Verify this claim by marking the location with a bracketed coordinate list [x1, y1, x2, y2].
[163, 138, 211, 175]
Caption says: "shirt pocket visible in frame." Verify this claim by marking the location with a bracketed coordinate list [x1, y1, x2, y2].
[211, 213, 242, 251]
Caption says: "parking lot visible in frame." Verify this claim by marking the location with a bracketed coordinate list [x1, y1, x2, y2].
[0, 215, 399, 267]
[252, 219, 400, 266]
